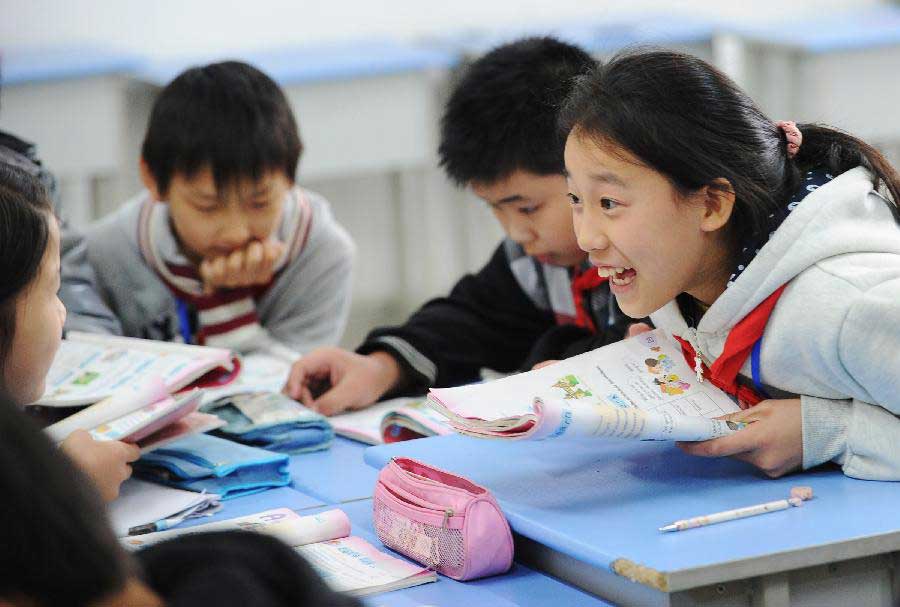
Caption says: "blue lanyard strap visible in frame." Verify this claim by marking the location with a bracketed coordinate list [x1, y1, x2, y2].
[750, 336, 771, 400]
[175, 298, 193, 345]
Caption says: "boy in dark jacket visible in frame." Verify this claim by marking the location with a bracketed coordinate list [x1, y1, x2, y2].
[285, 37, 633, 415]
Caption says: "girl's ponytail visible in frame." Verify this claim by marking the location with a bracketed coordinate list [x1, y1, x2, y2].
[794, 124, 900, 213]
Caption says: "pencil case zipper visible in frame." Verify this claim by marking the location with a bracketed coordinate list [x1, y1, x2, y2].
[375, 484, 465, 529]
[388, 457, 485, 499]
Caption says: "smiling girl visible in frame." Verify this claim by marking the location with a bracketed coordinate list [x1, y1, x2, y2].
[561, 50, 900, 480]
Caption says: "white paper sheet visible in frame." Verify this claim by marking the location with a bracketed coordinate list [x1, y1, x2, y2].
[108, 479, 220, 537]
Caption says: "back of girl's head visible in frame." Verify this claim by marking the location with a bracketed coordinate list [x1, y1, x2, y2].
[439, 36, 597, 186]
[141, 60, 302, 197]
[0, 396, 129, 606]
[0, 164, 52, 370]
[560, 49, 900, 245]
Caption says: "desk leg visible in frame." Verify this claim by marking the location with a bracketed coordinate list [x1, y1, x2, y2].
[752, 573, 789, 607]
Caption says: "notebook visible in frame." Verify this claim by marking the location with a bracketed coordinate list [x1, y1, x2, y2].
[121, 508, 437, 596]
[330, 397, 453, 445]
[428, 329, 742, 442]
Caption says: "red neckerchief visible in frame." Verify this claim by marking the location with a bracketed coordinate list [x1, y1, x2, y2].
[673, 284, 788, 409]
[570, 267, 607, 333]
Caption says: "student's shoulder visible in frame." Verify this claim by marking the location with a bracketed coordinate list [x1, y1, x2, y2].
[84, 191, 148, 246]
[296, 186, 355, 256]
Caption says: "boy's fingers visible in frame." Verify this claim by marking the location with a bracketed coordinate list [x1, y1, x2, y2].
[226, 250, 246, 285]
[263, 240, 286, 267]
[244, 240, 266, 276]
[311, 380, 364, 417]
[284, 363, 308, 399]
[199, 259, 215, 292]
[299, 386, 316, 408]
[245, 241, 265, 275]
[202, 257, 228, 292]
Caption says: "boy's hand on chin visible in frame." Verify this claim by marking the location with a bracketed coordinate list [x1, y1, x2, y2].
[200, 239, 286, 294]
[677, 398, 803, 478]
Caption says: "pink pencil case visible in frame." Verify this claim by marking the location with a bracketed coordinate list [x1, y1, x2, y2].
[373, 456, 513, 581]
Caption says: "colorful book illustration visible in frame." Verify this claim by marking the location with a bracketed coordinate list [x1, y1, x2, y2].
[428, 329, 742, 442]
[121, 508, 437, 596]
[330, 397, 453, 445]
[39, 332, 238, 407]
[89, 389, 225, 452]
[41, 333, 238, 445]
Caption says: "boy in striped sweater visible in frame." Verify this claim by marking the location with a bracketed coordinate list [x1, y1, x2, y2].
[61, 61, 355, 357]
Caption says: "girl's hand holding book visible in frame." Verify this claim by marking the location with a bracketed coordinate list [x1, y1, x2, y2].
[677, 399, 803, 478]
[61, 429, 141, 502]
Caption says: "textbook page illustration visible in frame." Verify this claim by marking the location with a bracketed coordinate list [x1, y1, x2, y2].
[40, 332, 234, 407]
[429, 329, 742, 442]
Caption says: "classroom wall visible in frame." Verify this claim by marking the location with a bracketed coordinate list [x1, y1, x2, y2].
[1, 0, 884, 58]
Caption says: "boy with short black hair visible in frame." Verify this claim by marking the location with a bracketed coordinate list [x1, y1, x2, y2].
[61, 61, 355, 356]
[285, 37, 632, 414]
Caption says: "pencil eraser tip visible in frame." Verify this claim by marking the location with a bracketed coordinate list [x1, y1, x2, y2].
[790, 486, 813, 501]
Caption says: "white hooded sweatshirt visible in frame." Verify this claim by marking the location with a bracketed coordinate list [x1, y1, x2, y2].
[651, 167, 900, 480]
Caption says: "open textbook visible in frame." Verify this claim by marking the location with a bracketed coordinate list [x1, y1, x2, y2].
[428, 329, 742, 442]
[122, 508, 437, 596]
[330, 397, 453, 445]
[40, 333, 237, 447]
[89, 389, 225, 452]
[39, 332, 237, 407]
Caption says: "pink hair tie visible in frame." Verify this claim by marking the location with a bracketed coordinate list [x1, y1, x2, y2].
[776, 120, 802, 158]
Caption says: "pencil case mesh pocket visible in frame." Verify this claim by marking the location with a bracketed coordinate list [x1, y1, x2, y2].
[373, 498, 467, 577]
[373, 456, 513, 581]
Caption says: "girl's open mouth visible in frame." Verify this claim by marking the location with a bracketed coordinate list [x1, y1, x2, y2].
[596, 265, 637, 286]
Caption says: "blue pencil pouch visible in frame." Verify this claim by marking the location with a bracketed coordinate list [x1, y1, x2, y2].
[202, 392, 334, 454]
[134, 433, 290, 500]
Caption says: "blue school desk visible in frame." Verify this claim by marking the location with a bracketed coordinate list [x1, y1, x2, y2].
[305, 498, 611, 607]
[365, 434, 900, 607]
[288, 436, 378, 504]
[170, 441, 611, 605]
[0, 46, 147, 226]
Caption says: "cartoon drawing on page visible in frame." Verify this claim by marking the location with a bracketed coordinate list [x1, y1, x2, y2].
[551, 375, 593, 400]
